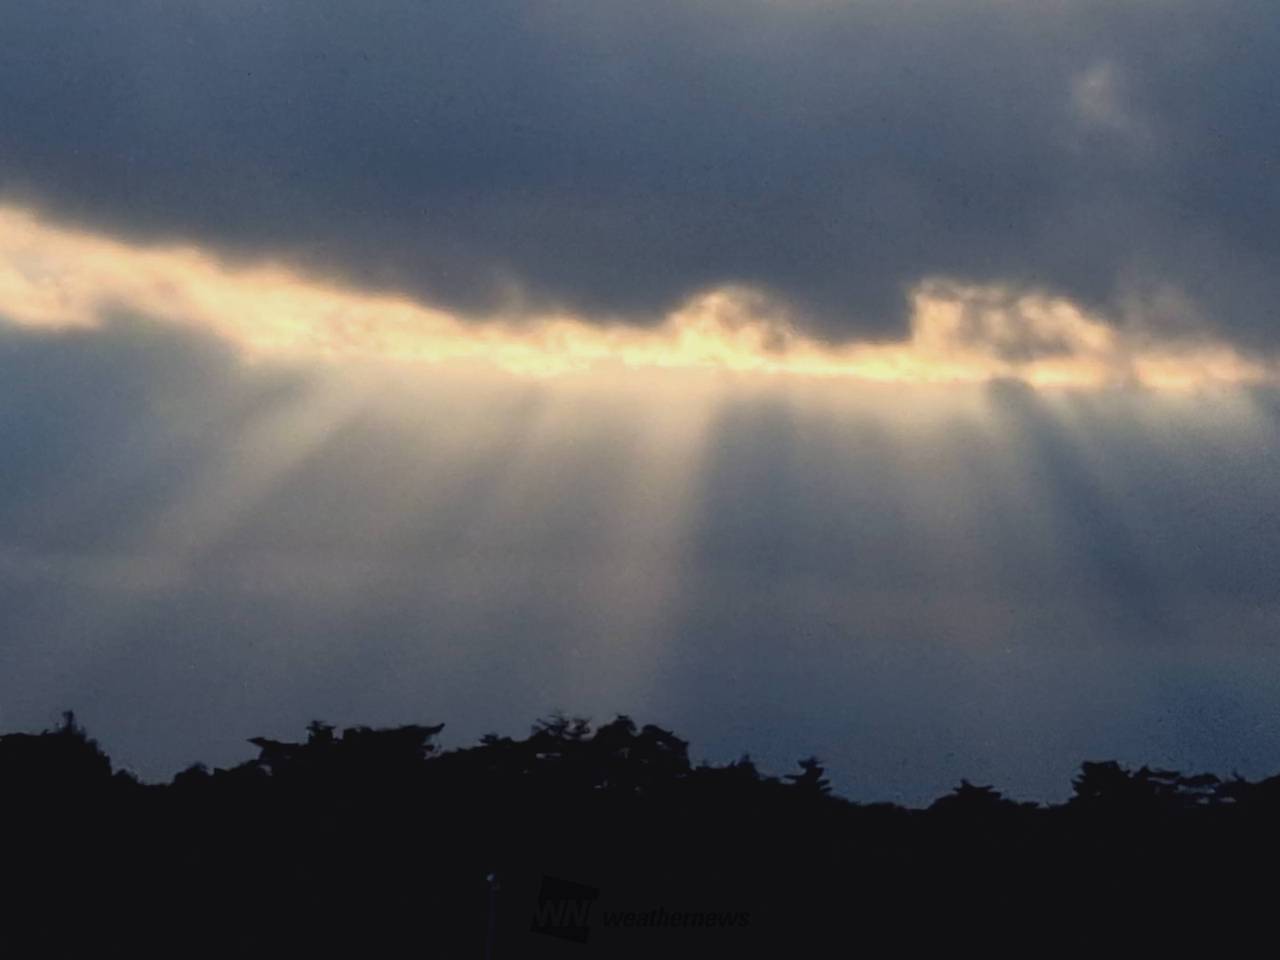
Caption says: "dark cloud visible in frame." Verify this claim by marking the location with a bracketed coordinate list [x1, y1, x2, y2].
[2, 1, 1278, 344]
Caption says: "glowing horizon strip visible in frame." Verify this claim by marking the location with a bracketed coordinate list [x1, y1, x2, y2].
[0, 204, 1271, 390]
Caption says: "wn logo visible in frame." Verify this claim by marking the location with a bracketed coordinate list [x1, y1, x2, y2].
[530, 876, 600, 944]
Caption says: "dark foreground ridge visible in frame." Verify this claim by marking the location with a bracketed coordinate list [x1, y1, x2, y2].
[4, 712, 1276, 954]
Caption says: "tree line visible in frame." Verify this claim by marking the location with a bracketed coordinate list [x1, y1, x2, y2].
[2, 711, 1273, 954]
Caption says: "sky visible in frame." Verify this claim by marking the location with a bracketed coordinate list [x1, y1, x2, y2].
[2, 0, 1280, 804]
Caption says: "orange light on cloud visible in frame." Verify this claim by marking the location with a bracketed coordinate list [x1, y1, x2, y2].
[0, 204, 1271, 390]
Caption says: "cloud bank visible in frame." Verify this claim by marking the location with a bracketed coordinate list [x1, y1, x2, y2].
[2, 1, 1279, 348]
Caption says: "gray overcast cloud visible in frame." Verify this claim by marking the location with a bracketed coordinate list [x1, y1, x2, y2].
[2, 1, 1278, 345]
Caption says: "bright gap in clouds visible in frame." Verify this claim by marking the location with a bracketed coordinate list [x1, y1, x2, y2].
[0, 203, 1271, 390]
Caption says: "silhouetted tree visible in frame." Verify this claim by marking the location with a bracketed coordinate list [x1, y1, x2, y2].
[785, 756, 831, 794]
